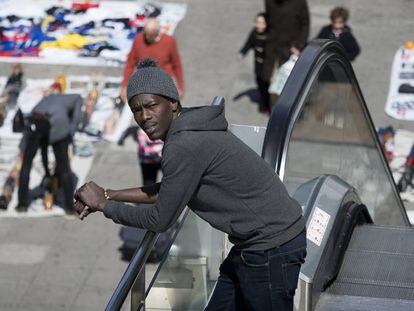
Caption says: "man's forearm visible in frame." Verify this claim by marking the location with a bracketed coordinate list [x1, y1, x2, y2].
[106, 187, 158, 204]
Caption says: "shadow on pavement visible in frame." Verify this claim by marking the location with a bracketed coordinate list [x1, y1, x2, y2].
[232, 88, 260, 105]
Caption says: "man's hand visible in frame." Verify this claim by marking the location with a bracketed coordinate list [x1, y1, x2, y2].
[74, 181, 107, 220]
[290, 46, 301, 56]
[73, 200, 89, 220]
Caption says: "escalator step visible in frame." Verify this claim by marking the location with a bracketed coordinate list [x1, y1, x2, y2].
[347, 225, 414, 253]
[316, 293, 414, 311]
[327, 225, 414, 300]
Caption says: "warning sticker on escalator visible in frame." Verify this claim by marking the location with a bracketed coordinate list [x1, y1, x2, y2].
[307, 207, 330, 247]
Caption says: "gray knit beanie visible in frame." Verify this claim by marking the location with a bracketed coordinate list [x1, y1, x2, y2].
[127, 58, 180, 103]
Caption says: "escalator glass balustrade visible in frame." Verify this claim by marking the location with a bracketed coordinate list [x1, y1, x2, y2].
[280, 52, 406, 225]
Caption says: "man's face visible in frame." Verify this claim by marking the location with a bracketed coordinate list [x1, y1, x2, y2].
[255, 16, 266, 33]
[144, 28, 159, 44]
[332, 18, 345, 30]
[129, 93, 178, 141]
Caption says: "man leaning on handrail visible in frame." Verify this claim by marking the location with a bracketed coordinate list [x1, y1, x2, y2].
[74, 58, 306, 311]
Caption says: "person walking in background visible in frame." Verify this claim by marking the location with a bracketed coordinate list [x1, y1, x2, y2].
[117, 125, 164, 261]
[264, 0, 310, 108]
[316, 7, 360, 61]
[118, 126, 163, 185]
[239, 12, 270, 113]
[136, 128, 163, 185]
[121, 18, 184, 102]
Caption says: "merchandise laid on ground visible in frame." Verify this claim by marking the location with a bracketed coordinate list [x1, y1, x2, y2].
[0, 0, 186, 218]
[0, 74, 130, 217]
[385, 41, 414, 120]
[103, 40, 414, 311]
[0, 0, 187, 66]
[387, 129, 414, 212]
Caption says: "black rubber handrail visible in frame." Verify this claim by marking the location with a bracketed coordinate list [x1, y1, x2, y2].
[262, 40, 347, 170]
[261, 39, 410, 226]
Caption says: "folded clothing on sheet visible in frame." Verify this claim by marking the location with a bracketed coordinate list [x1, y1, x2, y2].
[398, 83, 414, 94]
[0, 1, 187, 65]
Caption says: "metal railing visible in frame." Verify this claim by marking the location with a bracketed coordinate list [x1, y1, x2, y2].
[106, 231, 158, 311]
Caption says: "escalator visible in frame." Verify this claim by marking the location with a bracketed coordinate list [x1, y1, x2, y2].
[292, 174, 414, 311]
[263, 39, 414, 310]
[322, 226, 414, 308]
[106, 39, 414, 311]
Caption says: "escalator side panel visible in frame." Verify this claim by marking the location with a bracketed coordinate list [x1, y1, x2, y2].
[292, 175, 370, 310]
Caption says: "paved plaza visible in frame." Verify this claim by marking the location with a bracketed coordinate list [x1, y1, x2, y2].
[0, 0, 412, 310]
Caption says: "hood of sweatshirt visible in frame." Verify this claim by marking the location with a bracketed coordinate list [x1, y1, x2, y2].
[165, 105, 228, 141]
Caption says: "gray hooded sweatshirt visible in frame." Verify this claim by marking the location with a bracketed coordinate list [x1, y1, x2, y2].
[104, 105, 305, 250]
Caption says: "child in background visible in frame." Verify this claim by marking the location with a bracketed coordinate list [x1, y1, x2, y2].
[117, 126, 164, 261]
[118, 126, 163, 184]
[0, 64, 24, 125]
[316, 7, 360, 61]
[239, 12, 269, 113]
[137, 128, 163, 185]
[377, 126, 395, 163]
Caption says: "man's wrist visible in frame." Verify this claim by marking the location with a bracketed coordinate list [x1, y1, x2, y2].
[104, 189, 111, 200]
[105, 189, 115, 201]
[97, 199, 108, 212]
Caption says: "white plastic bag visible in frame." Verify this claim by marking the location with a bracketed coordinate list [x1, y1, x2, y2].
[268, 54, 298, 95]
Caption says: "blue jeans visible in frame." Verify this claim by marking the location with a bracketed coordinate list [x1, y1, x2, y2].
[205, 231, 306, 311]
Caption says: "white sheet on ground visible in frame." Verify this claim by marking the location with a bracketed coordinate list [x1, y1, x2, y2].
[385, 44, 414, 120]
[0, 75, 125, 217]
[0, 0, 187, 66]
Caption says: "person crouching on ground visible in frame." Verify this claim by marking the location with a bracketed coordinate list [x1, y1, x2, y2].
[74, 58, 306, 310]
[17, 83, 82, 214]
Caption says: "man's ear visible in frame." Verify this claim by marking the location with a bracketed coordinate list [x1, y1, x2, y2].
[171, 101, 179, 112]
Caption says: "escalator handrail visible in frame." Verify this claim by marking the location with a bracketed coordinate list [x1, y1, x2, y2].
[262, 39, 329, 170]
[105, 208, 190, 311]
[261, 39, 410, 226]
[106, 230, 158, 311]
[140, 208, 190, 310]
